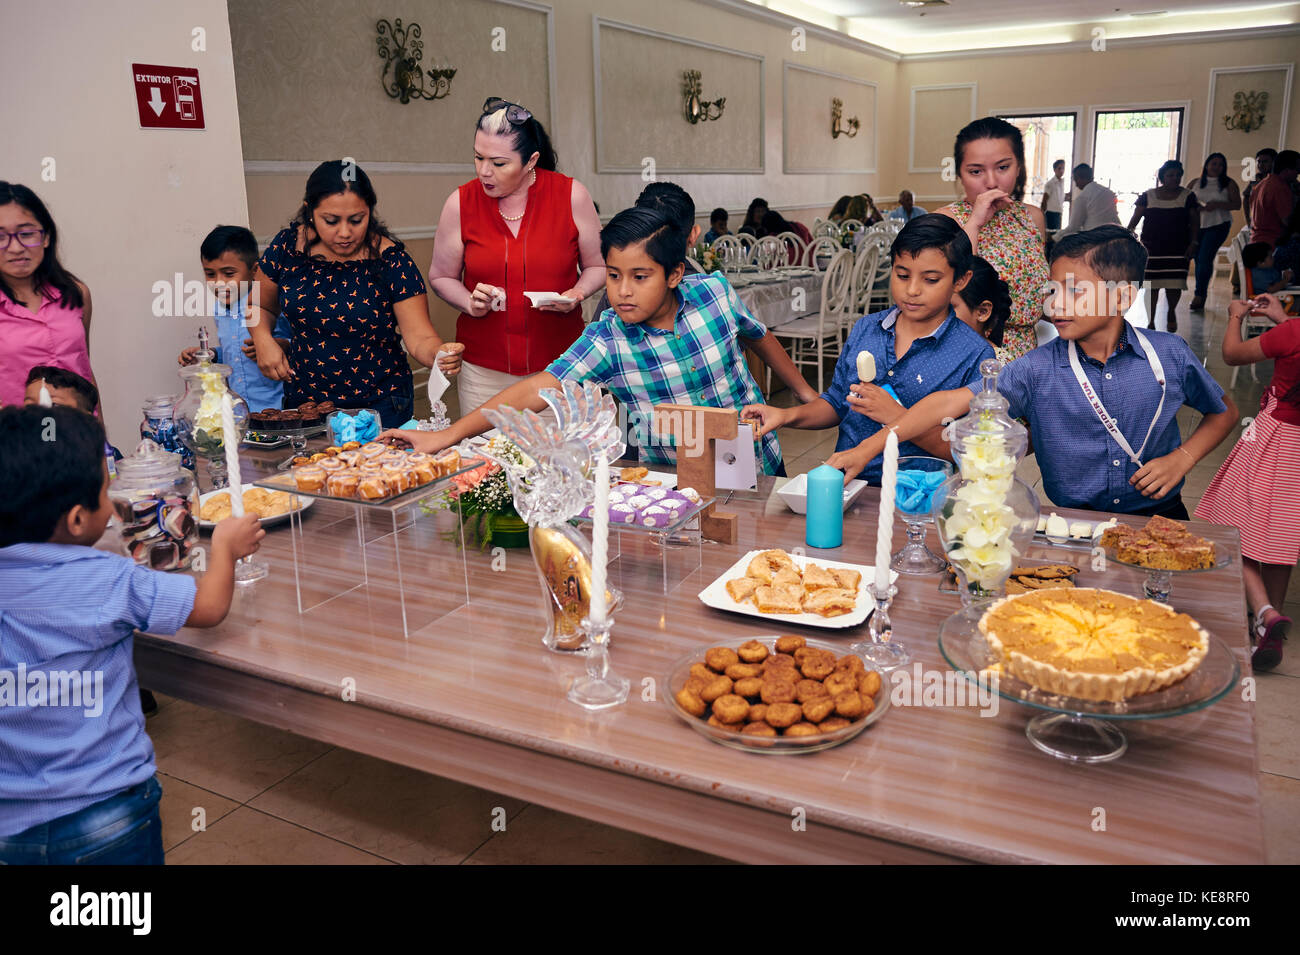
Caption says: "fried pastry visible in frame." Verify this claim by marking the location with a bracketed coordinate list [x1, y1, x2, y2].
[754, 586, 801, 615]
[737, 640, 769, 663]
[801, 696, 835, 723]
[675, 688, 707, 717]
[705, 647, 740, 672]
[733, 677, 763, 698]
[801, 563, 838, 591]
[699, 676, 733, 703]
[741, 721, 777, 737]
[764, 702, 802, 728]
[830, 567, 862, 591]
[759, 680, 797, 704]
[802, 588, 857, 618]
[725, 663, 763, 680]
[775, 635, 805, 654]
[784, 722, 821, 738]
[726, 577, 759, 603]
[712, 694, 750, 724]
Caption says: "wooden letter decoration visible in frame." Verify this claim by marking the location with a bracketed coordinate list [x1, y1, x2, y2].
[654, 403, 738, 544]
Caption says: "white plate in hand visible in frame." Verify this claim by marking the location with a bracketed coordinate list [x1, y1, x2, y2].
[698, 549, 898, 630]
[524, 291, 577, 308]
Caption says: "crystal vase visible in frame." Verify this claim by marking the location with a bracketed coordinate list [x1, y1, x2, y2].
[172, 362, 249, 491]
[933, 474, 1040, 605]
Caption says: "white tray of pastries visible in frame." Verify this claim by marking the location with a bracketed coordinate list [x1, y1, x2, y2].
[198, 487, 312, 528]
[698, 548, 898, 630]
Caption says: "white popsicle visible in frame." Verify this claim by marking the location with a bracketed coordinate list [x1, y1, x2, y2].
[856, 351, 876, 383]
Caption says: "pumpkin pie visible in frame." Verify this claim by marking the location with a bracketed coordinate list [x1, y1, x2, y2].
[979, 588, 1208, 702]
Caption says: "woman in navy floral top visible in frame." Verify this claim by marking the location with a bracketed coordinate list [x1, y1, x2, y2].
[248, 161, 462, 425]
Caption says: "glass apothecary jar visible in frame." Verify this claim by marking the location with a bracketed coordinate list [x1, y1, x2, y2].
[173, 363, 249, 490]
[109, 439, 199, 571]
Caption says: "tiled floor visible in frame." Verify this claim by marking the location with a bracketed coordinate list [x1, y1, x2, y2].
[154, 274, 1299, 864]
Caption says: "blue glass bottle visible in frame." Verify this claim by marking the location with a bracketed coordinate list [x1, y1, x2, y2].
[806, 464, 844, 549]
[139, 395, 195, 471]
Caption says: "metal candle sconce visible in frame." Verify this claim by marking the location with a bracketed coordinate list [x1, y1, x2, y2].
[683, 70, 726, 124]
[831, 98, 859, 138]
[376, 18, 456, 103]
[1223, 91, 1267, 134]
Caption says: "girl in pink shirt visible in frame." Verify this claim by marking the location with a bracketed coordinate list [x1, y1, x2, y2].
[0, 183, 94, 407]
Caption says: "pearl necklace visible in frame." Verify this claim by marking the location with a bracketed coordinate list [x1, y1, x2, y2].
[498, 169, 536, 222]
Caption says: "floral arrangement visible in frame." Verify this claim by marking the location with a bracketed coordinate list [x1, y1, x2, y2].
[189, 370, 229, 456]
[692, 242, 720, 273]
[940, 428, 1021, 591]
[431, 435, 532, 549]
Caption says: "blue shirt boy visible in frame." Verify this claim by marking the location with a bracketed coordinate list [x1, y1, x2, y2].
[826, 305, 993, 482]
[987, 322, 1227, 513]
[0, 544, 196, 835]
[216, 293, 291, 412]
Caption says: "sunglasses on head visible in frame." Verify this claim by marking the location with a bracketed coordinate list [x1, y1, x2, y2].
[481, 97, 532, 126]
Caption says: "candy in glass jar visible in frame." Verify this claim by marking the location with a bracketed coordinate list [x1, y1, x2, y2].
[109, 439, 199, 571]
[139, 395, 195, 471]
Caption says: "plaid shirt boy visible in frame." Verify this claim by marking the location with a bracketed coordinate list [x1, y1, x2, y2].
[547, 273, 783, 473]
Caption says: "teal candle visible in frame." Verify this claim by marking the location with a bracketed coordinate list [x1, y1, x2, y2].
[806, 464, 844, 549]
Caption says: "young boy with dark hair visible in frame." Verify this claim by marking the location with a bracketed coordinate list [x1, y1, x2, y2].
[827, 225, 1237, 518]
[178, 225, 291, 411]
[703, 208, 730, 245]
[743, 213, 995, 482]
[382, 206, 818, 472]
[0, 406, 264, 864]
[25, 363, 124, 480]
[1243, 241, 1294, 295]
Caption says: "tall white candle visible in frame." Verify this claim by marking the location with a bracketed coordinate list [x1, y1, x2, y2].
[590, 454, 610, 624]
[221, 392, 245, 518]
[874, 429, 898, 592]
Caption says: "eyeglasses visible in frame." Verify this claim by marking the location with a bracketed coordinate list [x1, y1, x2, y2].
[481, 97, 532, 126]
[0, 229, 46, 249]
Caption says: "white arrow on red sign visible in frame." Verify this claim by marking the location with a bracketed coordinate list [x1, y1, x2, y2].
[148, 87, 165, 116]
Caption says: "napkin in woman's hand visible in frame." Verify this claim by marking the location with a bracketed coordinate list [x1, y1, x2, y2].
[895, 469, 947, 514]
[427, 349, 451, 404]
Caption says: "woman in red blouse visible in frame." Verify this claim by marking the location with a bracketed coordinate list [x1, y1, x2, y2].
[429, 97, 604, 414]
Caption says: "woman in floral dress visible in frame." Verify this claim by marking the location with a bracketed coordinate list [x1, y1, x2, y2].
[937, 117, 1049, 361]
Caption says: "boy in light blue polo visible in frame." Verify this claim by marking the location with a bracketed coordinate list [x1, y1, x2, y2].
[179, 225, 291, 411]
[0, 406, 264, 864]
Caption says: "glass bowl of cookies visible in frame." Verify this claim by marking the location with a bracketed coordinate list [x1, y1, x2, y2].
[664, 635, 890, 754]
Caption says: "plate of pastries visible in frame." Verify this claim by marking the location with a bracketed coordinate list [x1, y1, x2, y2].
[280, 441, 464, 503]
[698, 548, 896, 629]
[1099, 515, 1221, 572]
[198, 487, 311, 528]
[665, 635, 889, 753]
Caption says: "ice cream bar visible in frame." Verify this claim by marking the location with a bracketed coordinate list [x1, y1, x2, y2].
[856, 351, 876, 382]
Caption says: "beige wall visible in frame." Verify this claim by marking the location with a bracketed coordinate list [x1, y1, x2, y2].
[1, 0, 249, 447]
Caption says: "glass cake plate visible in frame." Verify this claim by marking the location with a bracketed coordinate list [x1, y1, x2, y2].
[937, 603, 1239, 764]
[1102, 545, 1233, 603]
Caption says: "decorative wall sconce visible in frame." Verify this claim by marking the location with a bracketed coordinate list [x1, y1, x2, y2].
[1224, 90, 1268, 134]
[831, 98, 859, 138]
[683, 70, 726, 124]
[376, 18, 456, 103]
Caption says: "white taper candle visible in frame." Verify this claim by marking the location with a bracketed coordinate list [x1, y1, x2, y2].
[590, 454, 610, 624]
[221, 392, 245, 518]
[874, 429, 898, 592]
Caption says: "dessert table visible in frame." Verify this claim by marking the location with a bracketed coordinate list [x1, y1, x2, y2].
[133, 461, 1265, 864]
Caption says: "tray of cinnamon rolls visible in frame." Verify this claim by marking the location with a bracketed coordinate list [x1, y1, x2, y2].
[253, 441, 469, 506]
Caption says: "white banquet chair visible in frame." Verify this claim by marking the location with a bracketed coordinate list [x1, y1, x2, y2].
[860, 231, 893, 311]
[771, 250, 853, 394]
[776, 231, 807, 267]
[812, 220, 840, 238]
[751, 235, 788, 270]
[711, 234, 743, 271]
[804, 236, 841, 271]
[849, 243, 881, 336]
[737, 233, 758, 259]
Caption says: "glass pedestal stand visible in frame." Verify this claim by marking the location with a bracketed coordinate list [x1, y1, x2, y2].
[264, 477, 470, 640]
[938, 603, 1239, 764]
[567, 615, 630, 709]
